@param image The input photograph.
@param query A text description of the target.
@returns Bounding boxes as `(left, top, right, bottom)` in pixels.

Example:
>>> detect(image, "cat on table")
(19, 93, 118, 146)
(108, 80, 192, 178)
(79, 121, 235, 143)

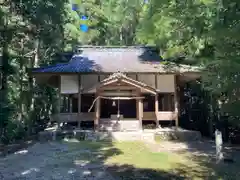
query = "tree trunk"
(19, 39, 24, 122)
(209, 94, 213, 138)
(0, 43, 9, 141)
(0, 7, 11, 142)
(27, 38, 39, 135)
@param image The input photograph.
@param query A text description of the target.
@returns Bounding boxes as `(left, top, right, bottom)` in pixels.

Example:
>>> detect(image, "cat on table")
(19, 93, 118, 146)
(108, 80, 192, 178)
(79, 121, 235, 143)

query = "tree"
(137, 0, 240, 126)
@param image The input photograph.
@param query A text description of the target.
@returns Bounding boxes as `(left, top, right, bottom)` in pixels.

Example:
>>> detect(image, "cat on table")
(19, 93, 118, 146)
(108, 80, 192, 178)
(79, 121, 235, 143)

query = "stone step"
(142, 133, 155, 142)
(99, 120, 140, 131)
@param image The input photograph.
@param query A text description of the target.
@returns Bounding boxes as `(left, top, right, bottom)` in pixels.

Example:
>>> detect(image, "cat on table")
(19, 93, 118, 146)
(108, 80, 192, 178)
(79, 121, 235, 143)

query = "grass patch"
(104, 141, 210, 179)
(61, 140, 240, 179)
(105, 141, 184, 170)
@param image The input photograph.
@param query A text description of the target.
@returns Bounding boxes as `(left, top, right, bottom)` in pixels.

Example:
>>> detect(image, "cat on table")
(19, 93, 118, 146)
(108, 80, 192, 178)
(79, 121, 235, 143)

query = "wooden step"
(99, 120, 140, 131)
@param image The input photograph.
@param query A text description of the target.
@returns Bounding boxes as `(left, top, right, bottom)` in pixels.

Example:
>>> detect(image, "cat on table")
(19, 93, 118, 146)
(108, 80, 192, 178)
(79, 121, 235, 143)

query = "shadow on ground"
(173, 140, 240, 179)
(65, 139, 240, 180)
(64, 140, 188, 180)
(105, 155, 239, 180)
(107, 164, 190, 180)
(1, 138, 240, 179)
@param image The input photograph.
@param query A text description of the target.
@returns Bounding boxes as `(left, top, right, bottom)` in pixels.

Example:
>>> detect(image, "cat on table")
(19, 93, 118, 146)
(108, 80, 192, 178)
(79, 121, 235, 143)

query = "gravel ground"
(145, 140, 240, 161)
(0, 142, 115, 180)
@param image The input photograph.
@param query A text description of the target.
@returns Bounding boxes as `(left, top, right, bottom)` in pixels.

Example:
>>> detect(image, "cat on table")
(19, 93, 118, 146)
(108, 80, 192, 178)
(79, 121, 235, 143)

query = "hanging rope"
(88, 96, 100, 113)
(88, 96, 144, 112)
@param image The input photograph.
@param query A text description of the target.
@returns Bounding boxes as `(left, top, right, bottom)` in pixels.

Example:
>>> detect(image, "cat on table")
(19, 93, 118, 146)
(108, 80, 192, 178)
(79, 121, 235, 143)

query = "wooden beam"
(136, 89, 140, 121)
(155, 94, 159, 128)
(136, 99, 139, 120)
(139, 99, 143, 130)
(167, 95, 170, 110)
(174, 75, 179, 127)
(162, 94, 165, 111)
(57, 76, 61, 129)
(155, 74, 158, 89)
(77, 74, 82, 128)
(100, 84, 137, 90)
(94, 92, 100, 131)
(98, 74, 100, 82)
(102, 79, 118, 86)
(58, 76, 61, 113)
(121, 79, 156, 95)
(69, 95, 73, 113)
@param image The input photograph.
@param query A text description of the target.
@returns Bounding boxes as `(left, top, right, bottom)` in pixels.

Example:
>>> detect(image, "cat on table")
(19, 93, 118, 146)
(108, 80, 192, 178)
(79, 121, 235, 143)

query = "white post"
(215, 129, 223, 163)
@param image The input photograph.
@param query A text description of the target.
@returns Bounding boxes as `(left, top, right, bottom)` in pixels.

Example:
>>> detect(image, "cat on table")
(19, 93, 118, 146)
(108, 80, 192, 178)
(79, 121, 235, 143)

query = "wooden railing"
(50, 111, 177, 123)
(143, 111, 177, 121)
(50, 112, 95, 122)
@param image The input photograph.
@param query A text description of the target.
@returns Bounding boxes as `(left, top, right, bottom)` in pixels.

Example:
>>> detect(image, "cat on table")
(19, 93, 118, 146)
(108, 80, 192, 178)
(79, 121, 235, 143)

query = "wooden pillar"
(136, 89, 142, 130)
(162, 94, 165, 111)
(57, 77, 61, 129)
(174, 75, 179, 127)
(139, 99, 143, 130)
(94, 94, 100, 131)
(155, 94, 159, 128)
(77, 74, 81, 128)
(136, 99, 139, 120)
(136, 89, 140, 120)
(58, 76, 61, 113)
(69, 95, 73, 113)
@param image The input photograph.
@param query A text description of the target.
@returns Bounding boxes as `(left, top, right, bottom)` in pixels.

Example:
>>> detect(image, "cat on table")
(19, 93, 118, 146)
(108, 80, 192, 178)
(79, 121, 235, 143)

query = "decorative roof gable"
(85, 72, 157, 95)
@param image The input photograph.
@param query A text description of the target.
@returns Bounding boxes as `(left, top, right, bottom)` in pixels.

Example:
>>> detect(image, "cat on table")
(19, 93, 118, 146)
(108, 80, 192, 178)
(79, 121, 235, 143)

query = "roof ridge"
(76, 45, 151, 47)
(75, 45, 156, 49)
(74, 45, 159, 54)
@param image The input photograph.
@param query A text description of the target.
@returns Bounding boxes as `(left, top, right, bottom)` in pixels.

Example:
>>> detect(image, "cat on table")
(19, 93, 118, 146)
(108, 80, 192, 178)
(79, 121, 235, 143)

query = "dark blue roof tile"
(32, 46, 199, 73)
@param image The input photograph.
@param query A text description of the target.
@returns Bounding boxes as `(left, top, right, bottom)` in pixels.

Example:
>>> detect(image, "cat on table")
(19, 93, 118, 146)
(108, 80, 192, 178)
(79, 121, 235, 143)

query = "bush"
(1, 121, 26, 144)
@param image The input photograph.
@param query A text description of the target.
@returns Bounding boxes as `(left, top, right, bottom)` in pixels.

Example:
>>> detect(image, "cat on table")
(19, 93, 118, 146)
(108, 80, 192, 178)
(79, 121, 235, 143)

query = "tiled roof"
(32, 46, 200, 73)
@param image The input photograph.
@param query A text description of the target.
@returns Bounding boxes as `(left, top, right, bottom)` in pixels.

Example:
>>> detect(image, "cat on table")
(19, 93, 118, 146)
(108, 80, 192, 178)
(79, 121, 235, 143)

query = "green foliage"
(0, 0, 68, 144)
(137, 0, 218, 58)
(137, 0, 240, 125)
(2, 121, 26, 144)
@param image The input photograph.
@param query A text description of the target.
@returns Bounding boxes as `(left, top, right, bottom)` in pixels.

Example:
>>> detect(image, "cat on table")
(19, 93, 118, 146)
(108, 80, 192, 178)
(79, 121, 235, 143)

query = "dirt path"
(0, 142, 114, 180)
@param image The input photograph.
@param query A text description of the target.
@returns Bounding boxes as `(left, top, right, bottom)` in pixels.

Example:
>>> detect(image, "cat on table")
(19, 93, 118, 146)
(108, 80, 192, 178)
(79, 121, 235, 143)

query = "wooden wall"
(51, 112, 95, 122)
(60, 73, 175, 94)
(142, 112, 177, 121)
(60, 75, 78, 94)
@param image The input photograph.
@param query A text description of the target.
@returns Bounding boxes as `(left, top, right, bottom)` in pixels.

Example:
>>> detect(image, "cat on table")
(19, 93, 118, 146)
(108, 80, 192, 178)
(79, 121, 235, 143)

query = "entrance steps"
(39, 129, 155, 142)
(99, 119, 140, 132)
(109, 132, 154, 142)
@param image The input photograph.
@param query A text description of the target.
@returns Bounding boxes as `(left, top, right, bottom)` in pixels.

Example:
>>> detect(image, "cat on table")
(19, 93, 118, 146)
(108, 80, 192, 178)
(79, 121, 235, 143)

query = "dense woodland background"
(0, 0, 240, 144)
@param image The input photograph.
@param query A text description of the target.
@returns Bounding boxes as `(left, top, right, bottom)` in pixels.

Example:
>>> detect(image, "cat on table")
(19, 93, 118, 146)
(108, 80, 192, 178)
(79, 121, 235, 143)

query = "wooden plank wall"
(60, 73, 176, 94)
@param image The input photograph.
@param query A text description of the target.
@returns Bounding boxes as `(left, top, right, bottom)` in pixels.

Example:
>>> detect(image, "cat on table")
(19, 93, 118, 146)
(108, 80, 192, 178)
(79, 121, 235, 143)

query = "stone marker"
(215, 129, 223, 163)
